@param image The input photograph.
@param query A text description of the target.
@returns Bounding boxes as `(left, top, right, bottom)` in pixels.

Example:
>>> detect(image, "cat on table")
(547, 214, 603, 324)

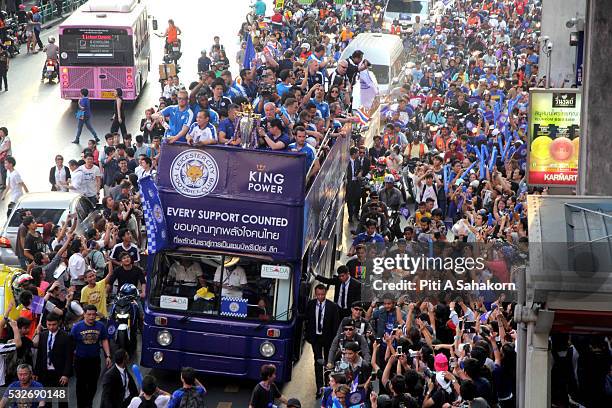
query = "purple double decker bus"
(141, 133, 349, 382)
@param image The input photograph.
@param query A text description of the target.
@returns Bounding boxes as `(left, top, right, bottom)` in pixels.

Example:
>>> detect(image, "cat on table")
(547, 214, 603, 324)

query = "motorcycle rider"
(379, 174, 404, 211)
(41, 36, 59, 82)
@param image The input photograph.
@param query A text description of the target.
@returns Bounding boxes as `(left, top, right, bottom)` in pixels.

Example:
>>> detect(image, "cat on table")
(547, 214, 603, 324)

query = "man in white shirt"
(213, 257, 247, 298)
(169, 258, 203, 286)
(68, 237, 88, 295)
(134, 157, 154, 180)
(186, 110, 217, 146)
(2, 156, 28, 214)
(76, 153, 101, 206)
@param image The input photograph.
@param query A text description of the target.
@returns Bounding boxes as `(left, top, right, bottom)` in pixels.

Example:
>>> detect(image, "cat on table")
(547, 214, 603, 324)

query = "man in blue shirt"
(254, 0, 266, 17)
(350, 220, 385, 255)
(71, 304, 112, 408)
(310, 86, 330, 126)
(1, 364, 44, 408)
(167, 367, 206, 408)
(153, 90, 194, 144)
(191, 93, 220, 126)
(257, 119, 290, 151)
(218, 104, 241, 146)
(289, 126, 319, 178)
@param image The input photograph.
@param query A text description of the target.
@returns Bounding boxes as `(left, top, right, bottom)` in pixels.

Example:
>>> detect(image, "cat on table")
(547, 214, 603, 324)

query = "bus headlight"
(259, 341, 276, 358)
(153, 351, 164, 363)
(157, 330, 172, 346)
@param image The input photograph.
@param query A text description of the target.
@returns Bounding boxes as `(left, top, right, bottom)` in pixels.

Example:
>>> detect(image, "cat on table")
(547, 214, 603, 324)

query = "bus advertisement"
(58, 0, 150, 100)
(141, 135, 349, 382)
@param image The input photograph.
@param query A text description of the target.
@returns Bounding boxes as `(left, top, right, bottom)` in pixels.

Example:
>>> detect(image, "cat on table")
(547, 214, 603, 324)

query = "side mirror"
(152, 19, 158, 31)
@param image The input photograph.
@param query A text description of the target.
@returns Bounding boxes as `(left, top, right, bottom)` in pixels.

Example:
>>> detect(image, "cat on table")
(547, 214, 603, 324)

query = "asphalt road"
(0, 0, 328, 406)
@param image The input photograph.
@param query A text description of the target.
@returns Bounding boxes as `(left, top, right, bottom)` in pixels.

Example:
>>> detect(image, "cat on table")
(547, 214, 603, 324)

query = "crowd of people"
(0, 0, 610, 407)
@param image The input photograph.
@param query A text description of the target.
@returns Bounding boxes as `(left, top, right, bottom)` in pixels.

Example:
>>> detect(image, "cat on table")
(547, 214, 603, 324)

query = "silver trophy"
(234, 103, 261, 149)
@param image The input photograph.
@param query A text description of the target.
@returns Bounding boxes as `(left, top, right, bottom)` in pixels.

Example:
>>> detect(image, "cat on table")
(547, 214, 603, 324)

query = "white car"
(0, 192, 98, 267)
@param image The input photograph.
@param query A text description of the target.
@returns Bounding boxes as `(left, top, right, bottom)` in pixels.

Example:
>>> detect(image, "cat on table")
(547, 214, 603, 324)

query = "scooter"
(42, 59, 58, 83)
(108, 284, 140, 355)
(2, 34, 19, 58)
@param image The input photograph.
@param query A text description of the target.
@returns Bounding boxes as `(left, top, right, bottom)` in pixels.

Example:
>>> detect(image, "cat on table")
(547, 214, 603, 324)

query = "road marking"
(224, 384, 240, 392)
(217, 403, 232, 408)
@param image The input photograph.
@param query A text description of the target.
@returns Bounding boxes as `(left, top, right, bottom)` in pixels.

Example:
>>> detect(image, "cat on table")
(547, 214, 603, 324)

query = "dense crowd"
(0, 0, 610, 407)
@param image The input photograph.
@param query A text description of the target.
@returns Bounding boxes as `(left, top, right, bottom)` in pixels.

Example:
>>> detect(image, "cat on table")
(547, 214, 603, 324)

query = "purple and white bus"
(58, 0, 150, 101)
(141, 134, 349, 382)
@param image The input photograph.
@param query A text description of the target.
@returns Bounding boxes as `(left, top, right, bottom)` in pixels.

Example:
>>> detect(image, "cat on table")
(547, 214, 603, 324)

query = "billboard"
(528, 89, 581, 186)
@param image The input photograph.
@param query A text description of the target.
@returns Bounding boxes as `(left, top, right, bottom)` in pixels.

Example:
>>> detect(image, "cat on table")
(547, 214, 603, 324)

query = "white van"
(383, 0, 430, 32)
(339, 32, 407, 95)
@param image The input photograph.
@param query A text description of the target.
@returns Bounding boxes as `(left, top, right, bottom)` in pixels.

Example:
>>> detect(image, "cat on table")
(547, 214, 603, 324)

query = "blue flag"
(139, 176, 169, 254)
(243, 32, 256, 70)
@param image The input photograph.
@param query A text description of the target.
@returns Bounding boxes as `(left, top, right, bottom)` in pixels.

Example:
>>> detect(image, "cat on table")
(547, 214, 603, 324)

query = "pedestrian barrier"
(39, 0, 88, 25)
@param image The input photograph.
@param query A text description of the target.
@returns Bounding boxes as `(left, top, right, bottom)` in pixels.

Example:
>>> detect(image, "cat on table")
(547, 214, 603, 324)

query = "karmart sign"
(527, 89, 581, 187)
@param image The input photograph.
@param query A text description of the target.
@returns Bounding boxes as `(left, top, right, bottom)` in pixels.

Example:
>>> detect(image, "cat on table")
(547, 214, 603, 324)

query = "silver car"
(0, 192, 98, 267)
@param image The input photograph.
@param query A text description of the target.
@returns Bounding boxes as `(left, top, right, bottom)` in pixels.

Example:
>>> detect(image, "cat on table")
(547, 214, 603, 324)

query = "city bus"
(140, 133, 349, 382)
(58, 0, 150, 100)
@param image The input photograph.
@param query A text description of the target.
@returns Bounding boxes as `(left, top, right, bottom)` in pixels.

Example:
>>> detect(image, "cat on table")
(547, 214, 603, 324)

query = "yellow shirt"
(80, 280, 108, 318)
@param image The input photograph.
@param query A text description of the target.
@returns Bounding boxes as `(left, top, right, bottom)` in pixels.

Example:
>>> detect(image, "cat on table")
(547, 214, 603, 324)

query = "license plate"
(46, 66, 55, 71)
(101, 91, 115, 99)
(399, 13, 411, 21)
(3, 41, 10, 46)
(172, 47, 179, 52)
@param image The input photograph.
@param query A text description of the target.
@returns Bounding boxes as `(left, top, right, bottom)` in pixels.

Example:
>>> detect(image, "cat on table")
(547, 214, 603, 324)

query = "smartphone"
(370, 372, 377, 381)
(464, 321, 475, 333)
(375, 338, 382, 345)
(396, 346, 403, 355)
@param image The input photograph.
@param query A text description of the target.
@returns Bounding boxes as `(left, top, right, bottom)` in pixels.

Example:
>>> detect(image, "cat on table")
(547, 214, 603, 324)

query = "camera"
(396, 346, 403, 355)
(258, 83, 275, 97)
(423, 368, 436, 379)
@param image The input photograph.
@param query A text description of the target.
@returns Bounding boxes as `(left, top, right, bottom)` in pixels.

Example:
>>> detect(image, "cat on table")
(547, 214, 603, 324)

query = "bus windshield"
(386, 0, 427, 14)
(370, 64, 389, 84)
(60, 27, 134, 66)
(148, 252, 293, 322)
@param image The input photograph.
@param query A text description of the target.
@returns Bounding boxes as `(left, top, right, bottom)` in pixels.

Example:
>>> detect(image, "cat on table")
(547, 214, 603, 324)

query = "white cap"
(492, 129, 500, 136)
(301, 43, 311, 51)
(384, 174, 395, 183)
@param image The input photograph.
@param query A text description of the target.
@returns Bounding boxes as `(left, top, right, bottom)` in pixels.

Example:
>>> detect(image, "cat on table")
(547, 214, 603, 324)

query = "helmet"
(31, 6, 39, 13)
(19, 4, 25, 10)
(13, 274, 33, 289)
(384, 174, 395, 183)
(119, 283, 139, 298)
(48, 36, 56, 44)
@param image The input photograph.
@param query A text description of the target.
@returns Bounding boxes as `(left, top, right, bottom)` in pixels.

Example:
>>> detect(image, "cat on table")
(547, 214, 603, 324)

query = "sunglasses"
(343, 327, 354, 331)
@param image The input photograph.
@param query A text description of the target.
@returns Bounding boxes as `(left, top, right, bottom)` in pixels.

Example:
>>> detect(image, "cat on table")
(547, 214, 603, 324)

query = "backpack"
(138, 393, 159, 408)
(179, 387, 205, 408)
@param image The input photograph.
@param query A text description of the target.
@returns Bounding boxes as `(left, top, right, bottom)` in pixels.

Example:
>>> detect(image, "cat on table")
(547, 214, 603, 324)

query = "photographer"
(256, 119, 290, 151)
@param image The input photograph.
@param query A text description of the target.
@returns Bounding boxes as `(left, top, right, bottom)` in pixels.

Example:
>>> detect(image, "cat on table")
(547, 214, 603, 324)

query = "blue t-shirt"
(352, 232, 385, 247)
(190, 104, 219, 126)
(160, 105, 194, 137)
(254, 0, 266, 16)
(259, 133, 290, 151)
(276, 83, 292, 98)
(3, 381, 44, 408)
(288, 142, 316, 171)
(310, 98, 330, 119)
(79, 97, 92, 118)
(70, 320, 108, 358)
(218, 118, 236, 140)
(167, 385, 207, 408)
(32, 13, 41, 32)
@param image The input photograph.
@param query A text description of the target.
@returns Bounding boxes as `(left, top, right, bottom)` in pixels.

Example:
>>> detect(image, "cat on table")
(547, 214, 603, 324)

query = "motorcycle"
(2, 34, 19, 58)
(108, 284, 141, 355)
(42, 59, 58, 83)
(163, 38, 182, 68)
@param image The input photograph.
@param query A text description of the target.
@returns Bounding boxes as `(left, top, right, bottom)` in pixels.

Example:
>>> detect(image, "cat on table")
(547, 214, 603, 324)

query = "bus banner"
(160, 192, 302, 259)
(157, 145, 306, 205)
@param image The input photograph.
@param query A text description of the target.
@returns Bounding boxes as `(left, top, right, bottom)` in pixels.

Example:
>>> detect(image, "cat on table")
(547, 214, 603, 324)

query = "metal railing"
(37, 0, 88, 24)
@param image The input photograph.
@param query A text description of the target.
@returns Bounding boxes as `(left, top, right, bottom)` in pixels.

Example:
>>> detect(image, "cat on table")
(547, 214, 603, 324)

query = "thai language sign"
(528, 89, 581, 186)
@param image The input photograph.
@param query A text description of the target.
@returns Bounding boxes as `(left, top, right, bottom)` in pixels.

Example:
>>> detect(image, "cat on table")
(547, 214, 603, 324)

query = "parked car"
(0, 192, 99, 267)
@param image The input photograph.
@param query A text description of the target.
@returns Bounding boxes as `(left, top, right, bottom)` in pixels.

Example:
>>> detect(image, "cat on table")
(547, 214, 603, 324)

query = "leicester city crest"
(170, 149, 219, 198)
